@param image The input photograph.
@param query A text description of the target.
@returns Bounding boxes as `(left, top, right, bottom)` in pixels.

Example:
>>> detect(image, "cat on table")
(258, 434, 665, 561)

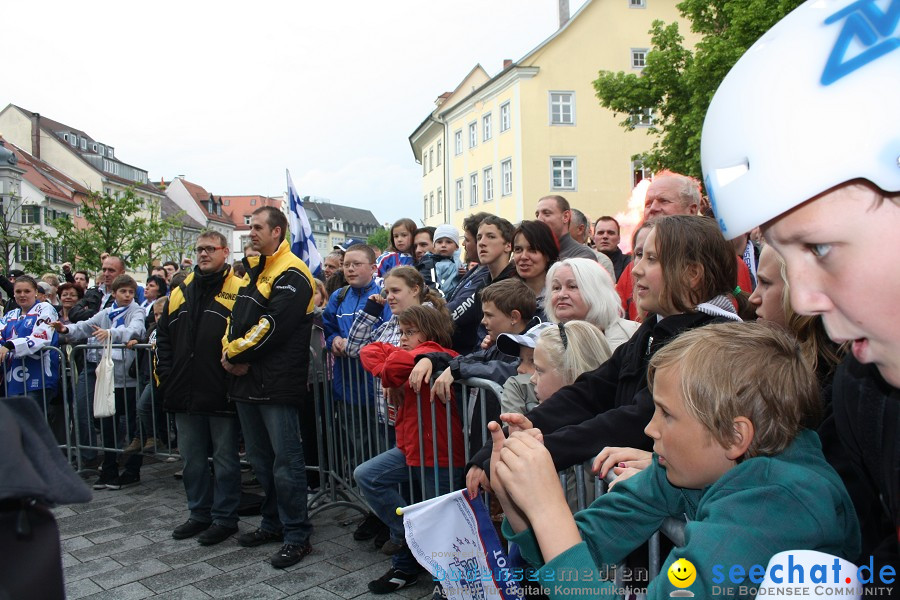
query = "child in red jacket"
(357, 305, 465, 594)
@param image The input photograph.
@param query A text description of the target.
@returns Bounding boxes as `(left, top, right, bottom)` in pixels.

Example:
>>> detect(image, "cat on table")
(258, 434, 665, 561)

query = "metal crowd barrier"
(312, 351, 685, 586)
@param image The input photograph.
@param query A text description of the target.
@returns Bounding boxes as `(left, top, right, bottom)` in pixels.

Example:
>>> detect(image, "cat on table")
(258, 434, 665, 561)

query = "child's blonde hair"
(647, 321, 819, 458)
(535, 321, 611, 386)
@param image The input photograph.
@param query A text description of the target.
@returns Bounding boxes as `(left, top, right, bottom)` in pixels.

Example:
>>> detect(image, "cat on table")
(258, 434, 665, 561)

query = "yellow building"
(409, 0, 698, 231)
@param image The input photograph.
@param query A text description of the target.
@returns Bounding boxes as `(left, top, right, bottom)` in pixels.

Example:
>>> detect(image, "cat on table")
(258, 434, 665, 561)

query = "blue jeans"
(235, 402, 312, 545)
(354, 446, 463, 573)
(73, 362, 97, 461)
(137, 384, 168, 443)
(99, 387, 143, 476)
(175, 413, 241, 528)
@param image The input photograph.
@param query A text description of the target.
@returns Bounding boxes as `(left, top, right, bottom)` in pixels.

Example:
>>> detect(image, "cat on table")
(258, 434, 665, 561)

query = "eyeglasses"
(399, 328, 420, 339)
(558, 322, 568, 350)
(343, 261, 372, 270)
(195, 246, 225, 255)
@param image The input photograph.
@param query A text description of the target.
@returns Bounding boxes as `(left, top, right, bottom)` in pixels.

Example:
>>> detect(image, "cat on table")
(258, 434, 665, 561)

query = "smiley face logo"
(667, 558, 696, 588)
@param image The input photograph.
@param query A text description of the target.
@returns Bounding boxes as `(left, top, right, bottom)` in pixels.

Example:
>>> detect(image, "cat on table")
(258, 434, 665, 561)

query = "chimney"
(558, 0, 570, 28)
(31, 113, 41, 159)
(503, 59, 512, 69)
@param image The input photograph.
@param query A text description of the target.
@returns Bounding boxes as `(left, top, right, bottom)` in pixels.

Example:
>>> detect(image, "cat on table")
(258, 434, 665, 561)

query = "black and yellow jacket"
(156, 266, 243, 416)
(223, 239, 315, 406)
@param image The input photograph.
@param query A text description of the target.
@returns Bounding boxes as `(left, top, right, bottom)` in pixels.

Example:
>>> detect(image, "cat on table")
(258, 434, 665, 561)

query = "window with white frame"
(454, 130, 463, 155)
(92, 143, 98, 152)
(501, 159, 513, 196)
(551, 157, 576, 190)
(21, 205, 40, 224)
(68, 134, 76, 147)
(632, 159, 652, 188)
(629, 0, 646, 7)
(468, 122, 477, 148)
(429, 147, 434, 172)
(430, 192, 435, 216)
(470, 173, 478, 205)
(17, 243, 40, 263)
(483, 167, 494, 202)
(437, 188, 443, 212)
(424, 196, 430, 218)
(549, 92, 575, 125)
(436, 141, 442, 165)
(108, 147, 114, 159)
(80, 138, 87, 150)
(244, 215, 251, 225)
(482, 114, 492, 141)
(423, 155, 428, 176)
(632, 48, 648, 68)
(500, 102, 511, 132)
(456, 179, 464, 210)
(630, 107, 655, 127)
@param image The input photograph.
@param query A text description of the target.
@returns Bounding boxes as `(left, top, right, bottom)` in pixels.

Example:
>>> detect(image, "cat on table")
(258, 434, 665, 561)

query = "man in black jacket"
(222, 207, 316, 569)
(157, 230, 244, 546)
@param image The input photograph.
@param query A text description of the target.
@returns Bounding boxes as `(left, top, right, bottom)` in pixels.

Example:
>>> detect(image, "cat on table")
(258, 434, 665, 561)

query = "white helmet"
(701, 0, 900, 239)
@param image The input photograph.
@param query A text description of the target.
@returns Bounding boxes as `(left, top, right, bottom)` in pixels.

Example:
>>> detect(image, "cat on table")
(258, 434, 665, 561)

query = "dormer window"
(92, 143, 98, 152)
(107, 147, 114, 159)
(80, 138, 87, 150)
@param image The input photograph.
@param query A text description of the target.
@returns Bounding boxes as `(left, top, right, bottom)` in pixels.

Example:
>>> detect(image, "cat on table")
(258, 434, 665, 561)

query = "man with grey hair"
(643, 171, 701, 219)
(535, 195, 597, 262)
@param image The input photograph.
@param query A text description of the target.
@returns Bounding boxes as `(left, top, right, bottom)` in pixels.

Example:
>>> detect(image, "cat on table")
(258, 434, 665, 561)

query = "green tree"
(38, 188, 182, 273)
(366, 227, 390, 252)
(593, 0, 804, 182)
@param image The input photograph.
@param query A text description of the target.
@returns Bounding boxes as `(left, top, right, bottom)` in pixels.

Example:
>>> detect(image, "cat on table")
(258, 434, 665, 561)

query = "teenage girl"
(467, 215, 743, 494)
(376, 218, 416, 277)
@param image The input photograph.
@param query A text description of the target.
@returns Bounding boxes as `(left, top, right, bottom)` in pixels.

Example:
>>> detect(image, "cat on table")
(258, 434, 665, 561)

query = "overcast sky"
(3, 0, 588, 227)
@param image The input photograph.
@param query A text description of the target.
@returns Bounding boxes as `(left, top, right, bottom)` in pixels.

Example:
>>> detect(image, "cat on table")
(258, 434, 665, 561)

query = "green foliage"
(37, 188, 183, 273)
(593, 0, 805, 182)
(366, 228, 390, 252)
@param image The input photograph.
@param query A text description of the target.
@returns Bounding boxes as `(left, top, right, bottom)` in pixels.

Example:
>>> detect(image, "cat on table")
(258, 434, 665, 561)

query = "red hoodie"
(360, 341, 466, 468)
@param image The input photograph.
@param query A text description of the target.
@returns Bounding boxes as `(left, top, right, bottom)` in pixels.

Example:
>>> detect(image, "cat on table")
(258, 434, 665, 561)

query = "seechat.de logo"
(668, 558, 696, 597)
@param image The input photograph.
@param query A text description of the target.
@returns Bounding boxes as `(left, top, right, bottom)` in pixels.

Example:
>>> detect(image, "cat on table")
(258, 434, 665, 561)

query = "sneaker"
(142, 437, 158, 453)
(270, 542, 312, 568)
(173, 470, 183, 480)
(373, 526, 390, 549)
(165, 449, 180, 462)
(106, 471, 140, 490)
(353, 512, 385, 541)
(368, 567, 419, 594)
(123, 438, 142, 454)
(93, 470, 118, 490)
(241, 476, 261, 489)
(196, 523, 239, 546)
(236, 528, 283, 548)
(172, 519, 211, 540)
(381, 538, 407, 556)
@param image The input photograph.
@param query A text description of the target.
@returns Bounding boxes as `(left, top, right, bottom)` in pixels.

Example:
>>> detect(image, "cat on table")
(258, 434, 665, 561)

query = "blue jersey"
(0, 302, 61, 395)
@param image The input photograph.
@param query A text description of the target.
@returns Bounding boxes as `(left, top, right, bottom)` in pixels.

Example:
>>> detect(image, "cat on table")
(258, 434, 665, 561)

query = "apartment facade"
(410, 0, 697, 232)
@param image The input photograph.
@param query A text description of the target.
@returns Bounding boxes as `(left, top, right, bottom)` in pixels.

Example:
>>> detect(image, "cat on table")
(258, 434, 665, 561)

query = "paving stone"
(140, 562, 223, 593)
(113, 538, 189, 566)
(115, 505, 178, 524)
(193, 561, 279, 596)
(57, 507, 126, 530)
(323, 543, 390, 572)
(53, 506, 79, 519)
(148, 585, 211, 600)
(62, 552, 81, 568)
(204, 544, 274, 571)
(86, 517, 175, 544)
(81, 581, 153, 600)
(65, 557, 123, 582)
(90, 558, 171, 590)
(318, 560, 395, 599)
(69, 495, 137, 514)
(66, 577, 103, 600)
(283, 588, 344, 600)
(157, 540, 244, 569)
(71, 535, 152, 562)
(58, 516, 123, 540)
(218, 582, 286, 600)
(62, 535, 94, 553)
(266, 560, 348, 595)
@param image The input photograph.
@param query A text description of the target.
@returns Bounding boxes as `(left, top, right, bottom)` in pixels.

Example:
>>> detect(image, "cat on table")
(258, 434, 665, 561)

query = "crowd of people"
(2, 2, 896, 598)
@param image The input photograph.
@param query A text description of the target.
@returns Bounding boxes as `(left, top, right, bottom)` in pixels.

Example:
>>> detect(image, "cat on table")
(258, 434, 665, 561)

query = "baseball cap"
(497, 322, 554, 357)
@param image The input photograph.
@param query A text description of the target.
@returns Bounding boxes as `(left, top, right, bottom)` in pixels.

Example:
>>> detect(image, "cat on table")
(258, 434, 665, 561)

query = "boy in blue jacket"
(490, 322, 860, 600)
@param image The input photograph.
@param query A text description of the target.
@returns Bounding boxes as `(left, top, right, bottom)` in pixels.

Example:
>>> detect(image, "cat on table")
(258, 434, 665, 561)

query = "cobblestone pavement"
(56, 459, 436, 599)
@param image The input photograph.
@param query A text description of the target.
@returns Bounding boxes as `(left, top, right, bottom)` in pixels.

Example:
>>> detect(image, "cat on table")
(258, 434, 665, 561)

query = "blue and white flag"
(401, 490, 523, 599)
(286, 169, 323, 279)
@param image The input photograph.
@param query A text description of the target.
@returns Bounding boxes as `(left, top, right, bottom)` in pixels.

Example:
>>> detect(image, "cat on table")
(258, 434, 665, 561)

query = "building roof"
(2, 137, 80, 206)
(175, 177, 235, 226)
(5, 104, 164, 197)
(220, 195, 283, 230)
(160, 194, 204, 230)
(306, 199, 380, 227)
